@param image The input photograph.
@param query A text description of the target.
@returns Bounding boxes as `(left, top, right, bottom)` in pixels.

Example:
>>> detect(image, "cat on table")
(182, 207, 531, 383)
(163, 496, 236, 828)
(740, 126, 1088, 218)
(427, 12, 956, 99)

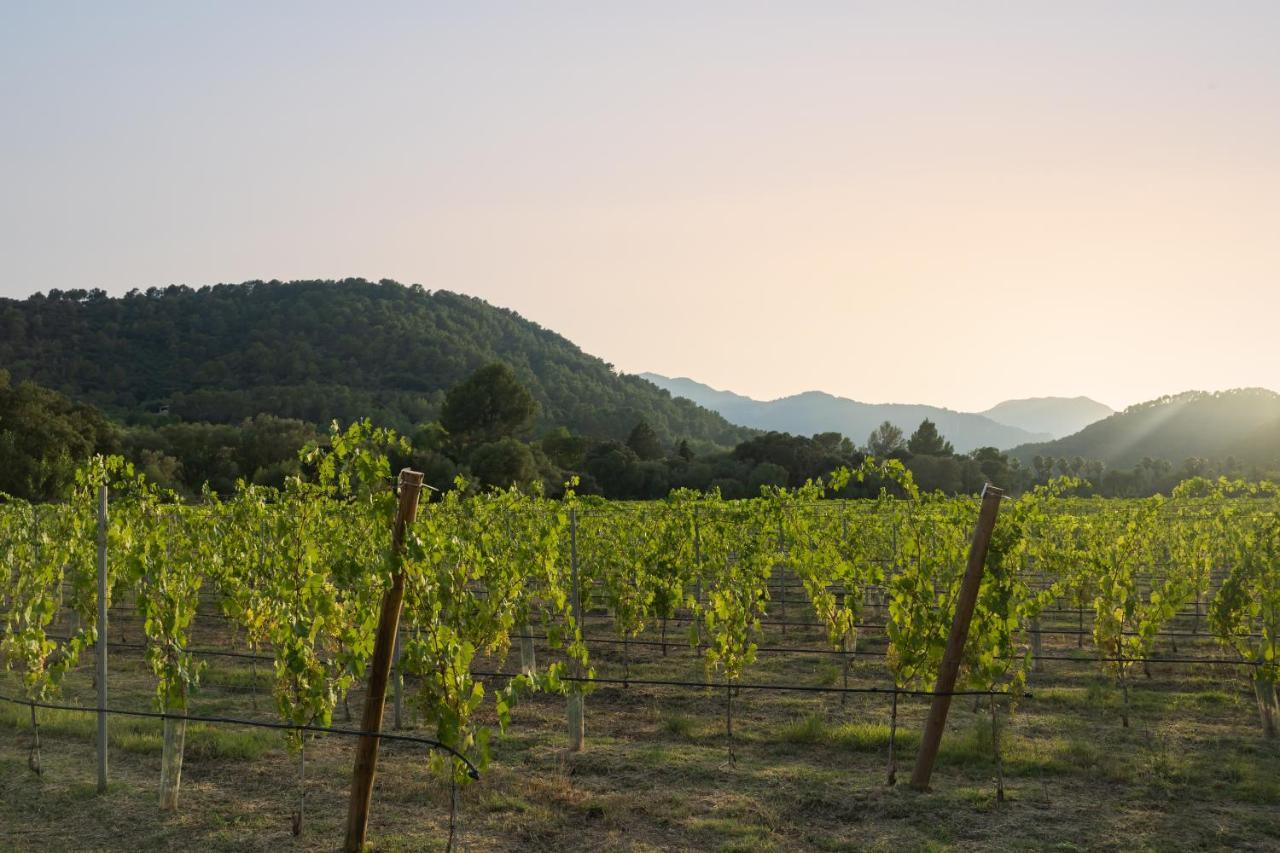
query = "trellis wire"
(0, 690, 480, 778)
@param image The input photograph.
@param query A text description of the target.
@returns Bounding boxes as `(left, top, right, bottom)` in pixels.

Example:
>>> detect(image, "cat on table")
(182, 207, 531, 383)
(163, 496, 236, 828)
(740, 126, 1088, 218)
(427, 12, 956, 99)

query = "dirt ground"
(3, 604, 1278, 852)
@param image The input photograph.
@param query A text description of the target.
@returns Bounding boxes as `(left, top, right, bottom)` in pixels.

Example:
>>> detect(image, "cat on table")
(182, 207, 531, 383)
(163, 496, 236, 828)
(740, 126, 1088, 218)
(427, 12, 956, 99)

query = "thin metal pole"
(777, 515, 787, 637)
(570, 508, 581, 625)
(567, 507, 585, 751)
(692, 508, 702, 647)
(96, 484, 108, 794)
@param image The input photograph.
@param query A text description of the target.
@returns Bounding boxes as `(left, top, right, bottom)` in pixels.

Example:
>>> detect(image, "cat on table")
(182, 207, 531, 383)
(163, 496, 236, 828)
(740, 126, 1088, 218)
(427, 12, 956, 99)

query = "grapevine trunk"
(886, 690, 898, 787)
(567, 693, 585, 751)
(1253, 673, 1278, 739)
(518, 624, 536, 676)
(159, 716, 186, 811)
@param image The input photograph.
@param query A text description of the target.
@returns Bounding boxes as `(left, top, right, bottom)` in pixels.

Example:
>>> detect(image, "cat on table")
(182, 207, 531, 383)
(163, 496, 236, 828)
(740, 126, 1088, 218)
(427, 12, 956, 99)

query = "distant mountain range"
(641, 373, 1113, 454)
(1007, 389, 1280, 468)
(978, 397, 1115, 440)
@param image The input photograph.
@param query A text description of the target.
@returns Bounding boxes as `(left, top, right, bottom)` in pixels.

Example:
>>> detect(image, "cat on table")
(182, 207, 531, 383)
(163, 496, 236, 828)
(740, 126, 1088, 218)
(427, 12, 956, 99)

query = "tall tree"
(626, 421, 665, 461)
(866, 421, 906, 458)
(907, 419, 954, 457)
(440, 363, 538, 444)
(468, 437, 538, 488)
(541, 427, 588, 468)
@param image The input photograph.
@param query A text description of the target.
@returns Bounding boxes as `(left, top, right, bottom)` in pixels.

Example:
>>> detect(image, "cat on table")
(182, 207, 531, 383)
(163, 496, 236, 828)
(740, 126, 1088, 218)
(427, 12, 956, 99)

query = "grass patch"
(659, 710, 696, 738)
(778, 713, 826, 744)
(185, 724, 273, 761)
(830, 721, 921, 753)
(1, 694, 276, 762)
(198, 666, 270, 692)
(1170, 689, 1239, 711)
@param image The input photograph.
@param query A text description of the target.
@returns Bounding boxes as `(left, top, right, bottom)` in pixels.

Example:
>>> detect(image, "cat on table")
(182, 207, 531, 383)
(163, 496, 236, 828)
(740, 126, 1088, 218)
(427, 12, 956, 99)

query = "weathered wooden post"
(343, 469, 424, 852)
(392, 629, 404, 730)
(909, 484, 1003, 792)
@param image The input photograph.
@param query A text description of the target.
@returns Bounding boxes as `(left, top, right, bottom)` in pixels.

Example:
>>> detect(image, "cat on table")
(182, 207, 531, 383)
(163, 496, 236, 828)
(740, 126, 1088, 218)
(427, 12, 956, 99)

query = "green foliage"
(866, 421, 906, 458)
(400, 480, 581, 782)
(441, 363, 539, 444)
(907, 419, 955, 457)
(0, 377, 117, 501)
(0, 456, 132, 701)
(626, 421, 665, 461)
(468, 438, 539, 489)
(0, 280, 750, 447)
(8, 445, 1280, 789)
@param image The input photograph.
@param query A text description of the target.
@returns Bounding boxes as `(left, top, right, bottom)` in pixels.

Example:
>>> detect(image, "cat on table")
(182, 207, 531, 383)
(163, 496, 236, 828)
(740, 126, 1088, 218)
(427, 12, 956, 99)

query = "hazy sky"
(4, 2, 1279, 412)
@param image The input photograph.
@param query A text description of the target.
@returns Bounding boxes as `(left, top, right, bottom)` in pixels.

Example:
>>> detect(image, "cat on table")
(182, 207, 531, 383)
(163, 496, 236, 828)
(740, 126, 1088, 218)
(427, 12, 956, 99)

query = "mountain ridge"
(1007, 388, 1280, 468)
(640, 373, 1059, 453)
(979, 396, 1115, 439)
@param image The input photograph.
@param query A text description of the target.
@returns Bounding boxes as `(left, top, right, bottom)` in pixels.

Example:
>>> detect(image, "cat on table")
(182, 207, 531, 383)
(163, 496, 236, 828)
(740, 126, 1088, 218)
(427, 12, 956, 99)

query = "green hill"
(1008, 389, 1280, 468)
(0, 279, 750, 449)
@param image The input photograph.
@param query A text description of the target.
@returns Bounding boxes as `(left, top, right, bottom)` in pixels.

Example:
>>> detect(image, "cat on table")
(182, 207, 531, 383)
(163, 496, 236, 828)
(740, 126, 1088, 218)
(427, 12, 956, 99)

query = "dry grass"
(2, 608, 1279, 851)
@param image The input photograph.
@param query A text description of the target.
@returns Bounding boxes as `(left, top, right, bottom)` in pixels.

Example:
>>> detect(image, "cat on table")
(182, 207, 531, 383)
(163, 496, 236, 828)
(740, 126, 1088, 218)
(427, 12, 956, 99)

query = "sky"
(3, 2, 1279, 413)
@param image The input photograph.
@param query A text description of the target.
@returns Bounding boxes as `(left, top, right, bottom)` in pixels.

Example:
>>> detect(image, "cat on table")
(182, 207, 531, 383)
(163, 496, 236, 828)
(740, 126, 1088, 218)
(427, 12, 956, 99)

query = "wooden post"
(392, 629, 404, 730)
(96, 484, 109, 795)
(567, 507, 585, 751)
(343, 469, 424, 853)
(909, 484, 1003, 792)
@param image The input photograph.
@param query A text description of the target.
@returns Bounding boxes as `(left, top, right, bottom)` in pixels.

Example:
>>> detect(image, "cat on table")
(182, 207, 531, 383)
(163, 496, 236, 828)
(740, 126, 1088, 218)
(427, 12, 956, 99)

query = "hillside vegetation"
(0, 279, 749, 449)
(1009, 389, 1280, 468)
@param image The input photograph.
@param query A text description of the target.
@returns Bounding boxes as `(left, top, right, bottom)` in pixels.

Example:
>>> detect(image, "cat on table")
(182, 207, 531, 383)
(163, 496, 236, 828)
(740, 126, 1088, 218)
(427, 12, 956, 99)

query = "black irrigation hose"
(469, 669, 1028, 698)
(0, 691, 480, 779)
(44, 634, 276, 663)
(644, 614, 1265, 640)
(1032, 653, 1258, 666)
(508, 632, 1258, 667)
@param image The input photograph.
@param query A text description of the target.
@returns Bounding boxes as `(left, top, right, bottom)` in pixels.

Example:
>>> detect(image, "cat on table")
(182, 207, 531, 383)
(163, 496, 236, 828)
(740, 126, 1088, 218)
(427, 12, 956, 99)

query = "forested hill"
(1008, 389, 1280, 468)
(0, 279, 751, 448)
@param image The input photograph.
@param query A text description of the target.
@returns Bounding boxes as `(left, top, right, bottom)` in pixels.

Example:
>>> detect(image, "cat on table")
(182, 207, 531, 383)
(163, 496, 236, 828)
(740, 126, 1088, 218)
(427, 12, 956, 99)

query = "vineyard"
(2, 427, 1279, 850)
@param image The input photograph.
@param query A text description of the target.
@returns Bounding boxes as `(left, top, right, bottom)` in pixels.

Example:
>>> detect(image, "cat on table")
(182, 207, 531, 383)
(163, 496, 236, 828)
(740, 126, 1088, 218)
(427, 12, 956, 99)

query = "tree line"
(8, 362, 1271, 503)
